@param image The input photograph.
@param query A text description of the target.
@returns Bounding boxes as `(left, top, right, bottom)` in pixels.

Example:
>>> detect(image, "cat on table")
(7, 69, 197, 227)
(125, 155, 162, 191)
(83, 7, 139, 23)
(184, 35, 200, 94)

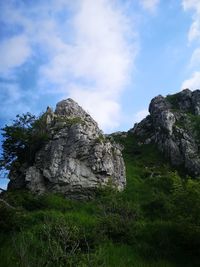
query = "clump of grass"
(95, 134, 106, 144)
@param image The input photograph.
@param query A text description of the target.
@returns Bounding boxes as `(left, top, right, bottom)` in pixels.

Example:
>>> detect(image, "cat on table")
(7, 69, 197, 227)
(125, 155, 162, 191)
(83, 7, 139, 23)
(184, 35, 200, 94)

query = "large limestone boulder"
(131, 89, 200, 177)
(8, 99, 126, 199)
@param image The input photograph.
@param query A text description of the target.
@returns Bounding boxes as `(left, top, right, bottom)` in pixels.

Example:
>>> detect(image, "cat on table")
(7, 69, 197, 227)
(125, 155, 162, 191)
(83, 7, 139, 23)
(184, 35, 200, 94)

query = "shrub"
(0, 201, 19, 232)
(0, 112, 49, 171)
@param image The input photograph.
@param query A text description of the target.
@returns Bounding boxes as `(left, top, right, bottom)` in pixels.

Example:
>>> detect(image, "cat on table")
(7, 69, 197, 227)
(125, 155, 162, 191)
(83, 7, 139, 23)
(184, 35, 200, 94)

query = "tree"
(0, 112, 49, 171)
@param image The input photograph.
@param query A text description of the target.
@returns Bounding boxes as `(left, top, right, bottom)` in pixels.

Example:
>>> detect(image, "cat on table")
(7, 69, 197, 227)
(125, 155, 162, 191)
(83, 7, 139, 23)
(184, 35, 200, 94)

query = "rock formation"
(131, 89, 200, 177)
(8, 99, 126, 199)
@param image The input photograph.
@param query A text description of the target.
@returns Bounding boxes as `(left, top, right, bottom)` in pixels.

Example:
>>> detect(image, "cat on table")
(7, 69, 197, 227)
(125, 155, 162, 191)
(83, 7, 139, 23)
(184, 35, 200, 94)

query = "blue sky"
(0, 0, 200, 188)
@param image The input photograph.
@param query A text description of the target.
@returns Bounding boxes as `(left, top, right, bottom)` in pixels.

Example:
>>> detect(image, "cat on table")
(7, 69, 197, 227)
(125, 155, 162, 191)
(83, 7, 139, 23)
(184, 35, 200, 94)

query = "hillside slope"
(1, 131, 200, 266)
(1, 89, 200, 266)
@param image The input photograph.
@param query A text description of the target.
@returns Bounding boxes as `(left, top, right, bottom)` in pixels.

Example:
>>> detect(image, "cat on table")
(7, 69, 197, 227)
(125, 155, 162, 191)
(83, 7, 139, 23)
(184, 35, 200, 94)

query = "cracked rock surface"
(9, 99, 126, 199)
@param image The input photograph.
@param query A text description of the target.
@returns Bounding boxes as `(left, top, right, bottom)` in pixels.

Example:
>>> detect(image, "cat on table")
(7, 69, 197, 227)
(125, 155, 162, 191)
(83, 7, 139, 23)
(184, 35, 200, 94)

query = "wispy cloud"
(189, 47, 200, 69)
(139, 0, 160, 12)
(0, 35, 31, 75)
(181, 1, 200, 89)
(181, 71, 200, 89)
(182, 0, 200, 42)
(0, 83, 30, 122)
(0, 0, 138, 131)
(38, 0, 137, 130)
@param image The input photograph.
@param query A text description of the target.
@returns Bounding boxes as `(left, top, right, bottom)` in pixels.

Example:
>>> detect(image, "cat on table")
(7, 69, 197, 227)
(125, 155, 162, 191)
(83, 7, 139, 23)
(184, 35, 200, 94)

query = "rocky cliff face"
(9, 99, 126, 199)
(131, 89, 200, 177)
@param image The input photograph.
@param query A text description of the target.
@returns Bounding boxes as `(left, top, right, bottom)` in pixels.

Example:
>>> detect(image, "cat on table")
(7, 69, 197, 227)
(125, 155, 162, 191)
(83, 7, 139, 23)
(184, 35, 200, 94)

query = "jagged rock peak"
(149, 95, 170, 114)
(131, 89, 200, 177)
(53, 98, 99, 130)
(55, 98, 94, 121)
(150, 89, 200, 115)
(55, 98, 79, 115)
(9, 98, 126, 199)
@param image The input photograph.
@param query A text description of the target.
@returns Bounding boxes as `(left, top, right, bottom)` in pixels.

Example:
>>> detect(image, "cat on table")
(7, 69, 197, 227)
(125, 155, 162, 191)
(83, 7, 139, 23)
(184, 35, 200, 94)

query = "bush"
(0, 201, 19, 232)
(0, 112, 49, 171)
(12, 221, 88, 267)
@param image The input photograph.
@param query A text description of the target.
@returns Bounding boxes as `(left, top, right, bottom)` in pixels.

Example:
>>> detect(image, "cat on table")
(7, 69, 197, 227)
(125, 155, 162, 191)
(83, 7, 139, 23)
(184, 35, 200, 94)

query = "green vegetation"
(166, 93, 180, 110)
(55, 116, 84, 127)
(1, 131, 200, 266)
(176, 113, 200, 142)
(0, 113, 49, 171)
(187, 114, 200, 141)
(0, 113, 85, 173)
(95, 134, 106, 144)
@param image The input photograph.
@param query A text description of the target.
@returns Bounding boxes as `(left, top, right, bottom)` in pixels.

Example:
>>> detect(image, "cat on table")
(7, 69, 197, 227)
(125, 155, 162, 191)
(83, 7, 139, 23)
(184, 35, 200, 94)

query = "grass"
(92, 242, 176, 267)
(0, 133, 200, 266)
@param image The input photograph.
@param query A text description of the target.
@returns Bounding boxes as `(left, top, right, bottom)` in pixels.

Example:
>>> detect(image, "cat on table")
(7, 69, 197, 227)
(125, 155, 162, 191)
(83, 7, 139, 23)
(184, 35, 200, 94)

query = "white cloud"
(0, 35, 31, 74)
(182, 0, 200, 42)
(68, 85, 121, 130)
(38, 0, 137, 131)
(188, 19, 200, 42)
(134, 109, 149, 123)
(140, 0, 160, 12)
(0, 83, 30, 121)
(0, 0, 137, 131)
(182, 0, 200, 12)
(181, 1, 200, 90)
(181, 71, 200, 89)
(190, 48, 200, 67)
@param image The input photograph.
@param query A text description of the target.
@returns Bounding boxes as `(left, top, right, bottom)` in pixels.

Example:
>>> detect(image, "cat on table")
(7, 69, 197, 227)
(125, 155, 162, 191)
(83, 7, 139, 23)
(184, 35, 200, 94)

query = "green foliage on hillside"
(1, 133, 200, 266)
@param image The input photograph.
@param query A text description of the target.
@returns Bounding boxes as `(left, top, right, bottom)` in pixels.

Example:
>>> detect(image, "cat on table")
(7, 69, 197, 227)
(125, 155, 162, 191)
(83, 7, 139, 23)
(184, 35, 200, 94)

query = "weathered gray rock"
(9, 99, 126, 199)
(131, 89, 200, 177)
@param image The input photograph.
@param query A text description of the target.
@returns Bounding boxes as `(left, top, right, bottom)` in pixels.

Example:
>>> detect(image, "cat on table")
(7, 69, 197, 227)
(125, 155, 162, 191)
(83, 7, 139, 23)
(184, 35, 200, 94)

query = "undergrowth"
(0, 133, 200, 266)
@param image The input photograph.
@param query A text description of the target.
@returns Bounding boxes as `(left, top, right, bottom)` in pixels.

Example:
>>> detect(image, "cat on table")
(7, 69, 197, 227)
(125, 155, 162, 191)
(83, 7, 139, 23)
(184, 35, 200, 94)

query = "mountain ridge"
(4, 88, 200, 199)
